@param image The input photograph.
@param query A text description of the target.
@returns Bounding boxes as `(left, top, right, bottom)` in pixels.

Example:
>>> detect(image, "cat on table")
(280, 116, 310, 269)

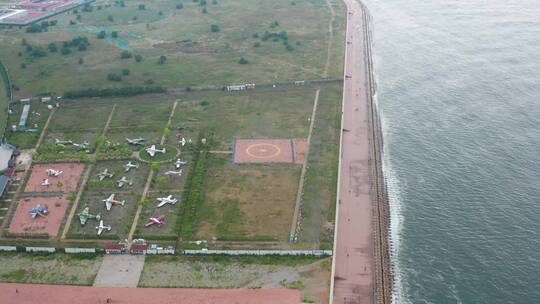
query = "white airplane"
(95, 220, 112, 235)
(157, 195, 178, 208)
(179, 137, 186, 147)
(116, 176, 132, 188)
(46, 169, 63, 177)
(164, 170, 183, 176)
(55, 139, 73, 145)
(175, 159, 187, 169)
(97, 169, 114, 181)
(73, 141, 89, 149)
(126, 138, 146, 145)
(41, 179, 50, 187)
(102, 193, 125, 211)
(146, 145, 166, 157)
(124, 161, 139, 172)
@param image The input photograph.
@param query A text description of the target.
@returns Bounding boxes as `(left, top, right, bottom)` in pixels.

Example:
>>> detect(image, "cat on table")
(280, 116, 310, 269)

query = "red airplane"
(145, 215, 165, 227)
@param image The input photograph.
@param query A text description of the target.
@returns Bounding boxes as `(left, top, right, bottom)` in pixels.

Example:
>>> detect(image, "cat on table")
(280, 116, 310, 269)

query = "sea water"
(362, 0, 540, 303)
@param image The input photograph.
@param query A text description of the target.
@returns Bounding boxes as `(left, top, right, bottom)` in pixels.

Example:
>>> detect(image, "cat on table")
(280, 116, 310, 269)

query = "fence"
(183, 249, 332, 256)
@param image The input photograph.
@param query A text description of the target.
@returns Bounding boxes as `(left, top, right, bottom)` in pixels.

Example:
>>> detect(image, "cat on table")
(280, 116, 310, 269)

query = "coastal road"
(331, 0, 374, 303)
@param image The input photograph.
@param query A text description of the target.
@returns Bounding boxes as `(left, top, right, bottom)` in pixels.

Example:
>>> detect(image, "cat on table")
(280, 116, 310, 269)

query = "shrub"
(47, 43, 57, 53)
(210, 24, 220, 32)
(122, 68, 130, 76)
(138, 4, 145, 10)
(176, 3, 183, 9)
(134, 54, 143, 62)
(120, 50, 132, 59)
(238, 57, 249, 64)
(107, 73, 122, 81)
(111, 31, 118, 38)
(97, 31, 106, 39)
(158, 55, 167, 64)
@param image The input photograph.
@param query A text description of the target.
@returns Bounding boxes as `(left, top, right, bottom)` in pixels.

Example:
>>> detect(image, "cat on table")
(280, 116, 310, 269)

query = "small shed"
(130, 243, 148, 255)
(105, 243, 126, 254)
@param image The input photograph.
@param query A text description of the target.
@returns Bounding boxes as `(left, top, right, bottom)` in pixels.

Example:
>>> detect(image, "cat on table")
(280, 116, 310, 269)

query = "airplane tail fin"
(121, 201, 125, 206)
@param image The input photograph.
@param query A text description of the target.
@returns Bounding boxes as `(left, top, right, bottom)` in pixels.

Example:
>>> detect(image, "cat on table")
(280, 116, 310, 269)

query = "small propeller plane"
(116, 176, 132, 188)
(77, 207, 101, 225)
(126, 138, 146, 145)
(179, 137, 186, 147)
(41, 179, 50, 187)
(46, 169, 63, 177)
(102, 193, 125, 211)
(164, 170, 183, 176)
(157, 195, 178, 208)
(146, 145, 166, 157)
(55, 139, 73, 145)
(124, 161, 139, 172)
(145, 215, 165, 227)
(96, 220, 112, 235)
(30, 204, 49, 219)
(97, 168, 114, 181)
(175, 159, 187, 169)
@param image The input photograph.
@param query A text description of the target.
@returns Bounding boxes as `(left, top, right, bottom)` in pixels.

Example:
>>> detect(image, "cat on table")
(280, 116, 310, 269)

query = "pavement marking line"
(289, 89, 320, 240)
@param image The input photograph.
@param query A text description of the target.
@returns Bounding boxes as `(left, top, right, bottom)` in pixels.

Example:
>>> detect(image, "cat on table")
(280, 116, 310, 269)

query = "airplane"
(126, 138, 146, 145)
(124, 161, 139, 172)
(30, 204, 49, 219)
(46, 169, 63, 177)
(164, 170, 183, 176)
(175, 159, 187, 169)
(157, 195, 178, 208)
(55, 139, 73, 145)
(102, 193, 125, 211)
(146, 145, 166, 157)
(41, 179, 50, 187)
(96, 220, 112, 235)
(179, 137, 186, 147)
(72, 141, 90, 149)
(145, 215, 165, 227)
(116, 176, 133, 188)
(77, 207, 101, 225)
(97, 168, 114, 181)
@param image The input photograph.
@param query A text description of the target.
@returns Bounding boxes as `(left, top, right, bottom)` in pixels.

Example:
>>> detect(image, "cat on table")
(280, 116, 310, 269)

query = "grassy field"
(4, 100, 51, 149)
(0, 252, 102, 285)
(140, 255, 332, 303)
(169, 87, 317, 150)
(197, 155, 300, 241)
(0, 0, 345, 97)
(0, 65, 7, 138)
(299, 84, 342, 245)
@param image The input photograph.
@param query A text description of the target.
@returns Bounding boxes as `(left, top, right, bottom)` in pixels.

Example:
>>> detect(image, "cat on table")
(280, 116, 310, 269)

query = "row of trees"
(63, 86, 166, 99)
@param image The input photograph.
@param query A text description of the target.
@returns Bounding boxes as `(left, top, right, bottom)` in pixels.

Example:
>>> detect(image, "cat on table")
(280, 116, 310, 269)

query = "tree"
(97, 31, 106, 39)
(211, 24, 220, 32)
(48, 42, 57, 53)
(253, 42, 261, 47)
(158, 55, 167, 64)
(212, 0, 218, 4)
(238, 57, 249, 64)
(78, 43, 87, 51)
(138, 4, 146, 10)
(21, 63, 26, 69)
(30, 47, 47, 58)
(158, 11, 163, 16)
(120, 50, 132, 59)
(134, 54, 143, 62)
(61, 47, 72, 55)
(176, 3, 183, 9)
(107, 73, 122, 81)
(111, 31, 118, 38)
(21, 38, 27, 45)
(79, 58, 84, 64)
(107, 15, 114, 22)
(202, 8, 207, 14)
(122, 68, 130, 76)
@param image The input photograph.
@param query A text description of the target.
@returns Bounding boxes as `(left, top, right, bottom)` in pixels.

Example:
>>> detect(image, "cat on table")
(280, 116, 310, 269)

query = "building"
(0, 175, 9, 201)
(18, 103, 30, 130)
(0, 143, 16, 173)
(105, 242, 126, 254)
(130, 243, 148, 255)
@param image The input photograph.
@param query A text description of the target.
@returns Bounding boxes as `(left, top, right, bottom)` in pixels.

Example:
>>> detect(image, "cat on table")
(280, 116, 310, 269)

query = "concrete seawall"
(331, 1, 392, 303)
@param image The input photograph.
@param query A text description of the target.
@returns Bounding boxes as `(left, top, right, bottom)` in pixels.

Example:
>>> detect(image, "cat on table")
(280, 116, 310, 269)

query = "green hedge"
(64, 86, 166, 99)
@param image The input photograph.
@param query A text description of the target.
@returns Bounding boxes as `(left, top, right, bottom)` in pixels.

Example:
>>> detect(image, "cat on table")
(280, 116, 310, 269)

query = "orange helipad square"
(234, 139, 295, 164)
(9, 195, 69, 236)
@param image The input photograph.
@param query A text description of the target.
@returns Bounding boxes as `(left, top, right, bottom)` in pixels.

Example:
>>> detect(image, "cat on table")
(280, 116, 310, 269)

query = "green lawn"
(0, 0, 345, 96)
(0, 252, 102, 285)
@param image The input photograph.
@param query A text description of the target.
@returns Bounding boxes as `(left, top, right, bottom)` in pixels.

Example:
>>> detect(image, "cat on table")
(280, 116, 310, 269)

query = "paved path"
(331, 1, 374, 303)
(93, 255, 146, 288)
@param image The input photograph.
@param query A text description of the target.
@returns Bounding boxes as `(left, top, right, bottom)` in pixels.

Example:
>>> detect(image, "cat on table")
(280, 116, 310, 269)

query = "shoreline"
(331, 1, 392, 303)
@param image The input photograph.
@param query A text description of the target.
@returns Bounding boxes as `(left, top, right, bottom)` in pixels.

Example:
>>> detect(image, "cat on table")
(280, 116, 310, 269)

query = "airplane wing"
(97, 227, 103, 235)
(157, 200, 167, 208)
